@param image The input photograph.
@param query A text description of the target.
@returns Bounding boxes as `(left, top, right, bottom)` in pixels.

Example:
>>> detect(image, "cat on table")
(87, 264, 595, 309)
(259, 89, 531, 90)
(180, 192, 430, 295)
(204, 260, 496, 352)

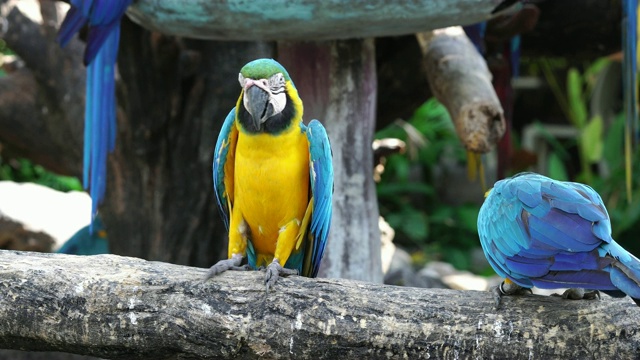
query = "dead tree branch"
(1, 250, 639, 359)
(417, 27, 505, 153)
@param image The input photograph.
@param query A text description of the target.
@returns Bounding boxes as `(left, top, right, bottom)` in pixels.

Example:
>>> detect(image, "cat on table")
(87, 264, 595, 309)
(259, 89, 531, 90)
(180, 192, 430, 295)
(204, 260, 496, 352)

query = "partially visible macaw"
(206, 59, 333, 291)
(57, 0, 133, 230)
(57, 216, 109, 255)
(478, 172, 640, 306)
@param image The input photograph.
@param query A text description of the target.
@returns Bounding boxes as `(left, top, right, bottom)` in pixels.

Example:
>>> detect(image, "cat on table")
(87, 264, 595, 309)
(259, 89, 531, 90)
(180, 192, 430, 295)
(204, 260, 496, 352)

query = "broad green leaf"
(567, 68, 587, 128)
(580, 115, 603, 162)
(547, 152, 569, 181)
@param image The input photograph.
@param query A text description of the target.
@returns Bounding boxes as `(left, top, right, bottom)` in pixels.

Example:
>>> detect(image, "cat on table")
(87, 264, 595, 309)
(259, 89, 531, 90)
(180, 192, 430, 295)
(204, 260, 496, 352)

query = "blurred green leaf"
(580, 115, 603, 162)
(456, 206, 479, 233)
(547, 152, 569, 181)
(567, 68, 587, 128)
(603, 113, 625, 170)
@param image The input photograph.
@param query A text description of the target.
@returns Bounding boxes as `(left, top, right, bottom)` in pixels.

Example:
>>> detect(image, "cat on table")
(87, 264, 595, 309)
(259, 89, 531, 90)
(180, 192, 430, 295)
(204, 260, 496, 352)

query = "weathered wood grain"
(278, 40, 382, 283)
(1, 250, 640, 359)
(418, 27, 506, 153)
(126, 0, 506, 41)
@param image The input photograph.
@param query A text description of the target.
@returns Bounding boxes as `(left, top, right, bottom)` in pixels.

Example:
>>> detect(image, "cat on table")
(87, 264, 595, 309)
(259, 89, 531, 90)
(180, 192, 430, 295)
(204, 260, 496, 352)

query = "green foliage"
(0, 157, 82, 192)
(376, 98, 481, 271)
(539, 58, 640, 255)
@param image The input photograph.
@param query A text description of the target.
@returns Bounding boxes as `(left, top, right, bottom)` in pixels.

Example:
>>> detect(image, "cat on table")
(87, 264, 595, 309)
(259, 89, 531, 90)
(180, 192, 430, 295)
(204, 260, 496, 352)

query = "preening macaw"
(57, 0, 132, 230)
(478, 172, 640, 306)
(57, 217, 109, 255)
(207, 59, 333, 290)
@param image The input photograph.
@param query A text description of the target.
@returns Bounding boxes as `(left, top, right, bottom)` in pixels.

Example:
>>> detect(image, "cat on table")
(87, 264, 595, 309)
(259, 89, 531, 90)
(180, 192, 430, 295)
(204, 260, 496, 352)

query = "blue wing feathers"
(213, 109, 237, 231)
(479, 172, 640, 302)
(305, 120, 333, 277)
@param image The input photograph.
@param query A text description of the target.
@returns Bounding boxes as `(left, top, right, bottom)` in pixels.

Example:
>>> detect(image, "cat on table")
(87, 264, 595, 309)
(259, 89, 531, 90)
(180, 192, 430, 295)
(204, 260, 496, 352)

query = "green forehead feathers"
(240, 58, 293, 83)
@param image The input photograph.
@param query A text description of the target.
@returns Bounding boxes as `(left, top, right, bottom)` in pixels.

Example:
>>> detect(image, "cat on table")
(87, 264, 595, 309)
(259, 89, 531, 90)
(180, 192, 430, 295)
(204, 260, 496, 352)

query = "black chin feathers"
(238, 92, 297, 134)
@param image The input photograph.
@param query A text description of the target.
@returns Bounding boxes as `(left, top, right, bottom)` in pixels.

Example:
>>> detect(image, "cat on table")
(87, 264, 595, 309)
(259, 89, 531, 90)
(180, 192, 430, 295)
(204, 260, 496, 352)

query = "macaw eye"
(269, 73, 285, 90)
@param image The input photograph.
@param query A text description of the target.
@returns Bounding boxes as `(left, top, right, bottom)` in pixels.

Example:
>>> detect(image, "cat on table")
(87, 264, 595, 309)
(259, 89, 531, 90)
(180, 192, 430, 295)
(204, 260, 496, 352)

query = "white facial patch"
(240, 72, 288, 122)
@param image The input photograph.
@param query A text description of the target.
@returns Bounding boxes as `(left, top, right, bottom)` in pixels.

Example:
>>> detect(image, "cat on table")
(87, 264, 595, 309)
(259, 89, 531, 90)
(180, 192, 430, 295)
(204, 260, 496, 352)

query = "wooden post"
(278, 40, 382, 283)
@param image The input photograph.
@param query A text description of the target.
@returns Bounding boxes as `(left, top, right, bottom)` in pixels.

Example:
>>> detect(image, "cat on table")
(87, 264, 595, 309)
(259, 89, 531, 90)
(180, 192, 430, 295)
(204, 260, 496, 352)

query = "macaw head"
(236, 58, 302, 134)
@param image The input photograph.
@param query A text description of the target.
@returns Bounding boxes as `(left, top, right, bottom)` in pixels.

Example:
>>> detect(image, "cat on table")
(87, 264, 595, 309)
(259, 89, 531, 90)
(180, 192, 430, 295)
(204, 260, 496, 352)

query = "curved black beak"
(245, 86, 273, 131)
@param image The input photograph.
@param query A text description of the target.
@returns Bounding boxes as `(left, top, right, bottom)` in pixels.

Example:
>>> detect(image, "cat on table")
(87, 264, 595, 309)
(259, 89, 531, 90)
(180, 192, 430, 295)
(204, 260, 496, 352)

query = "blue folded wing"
(212, 109, 238, 231)
(58, 0, 132, 232)
(303, 120, 334, 277)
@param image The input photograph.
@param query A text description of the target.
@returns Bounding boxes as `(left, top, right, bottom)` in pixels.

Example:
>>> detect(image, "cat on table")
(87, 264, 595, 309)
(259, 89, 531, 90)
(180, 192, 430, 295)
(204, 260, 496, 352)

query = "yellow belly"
(234, 126, 310, 257)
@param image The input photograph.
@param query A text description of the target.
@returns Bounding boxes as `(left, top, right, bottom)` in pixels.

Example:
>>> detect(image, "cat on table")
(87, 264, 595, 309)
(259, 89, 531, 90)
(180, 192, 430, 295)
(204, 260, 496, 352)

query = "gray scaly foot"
(264, 260, 298, 294)
(491, 279, 532, 308)
(205, 253, 250, 280)
(551, 288, 601, 300)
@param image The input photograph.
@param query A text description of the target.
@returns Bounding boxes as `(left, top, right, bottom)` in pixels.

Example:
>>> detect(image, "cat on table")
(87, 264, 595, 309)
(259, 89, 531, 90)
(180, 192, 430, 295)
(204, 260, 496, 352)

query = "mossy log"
(1, 250, 640, 359)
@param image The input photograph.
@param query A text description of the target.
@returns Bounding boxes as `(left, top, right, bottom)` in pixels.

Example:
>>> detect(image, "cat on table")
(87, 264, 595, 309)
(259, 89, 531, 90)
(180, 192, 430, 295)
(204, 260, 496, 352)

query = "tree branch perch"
(1, 250, 639, 359)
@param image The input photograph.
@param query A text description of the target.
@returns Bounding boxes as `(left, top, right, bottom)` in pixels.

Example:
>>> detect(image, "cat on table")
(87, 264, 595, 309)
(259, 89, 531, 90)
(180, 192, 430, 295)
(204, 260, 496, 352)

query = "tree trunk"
(278, 40, 382, 283)
(0, 2, 272, 267)
(104, 19, 273, 266)
(2, 250, 640, 360)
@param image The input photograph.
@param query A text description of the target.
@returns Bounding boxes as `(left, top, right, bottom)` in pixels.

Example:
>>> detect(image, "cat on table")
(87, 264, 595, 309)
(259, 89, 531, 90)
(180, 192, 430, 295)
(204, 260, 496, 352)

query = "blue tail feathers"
(58, 0, 132, 231)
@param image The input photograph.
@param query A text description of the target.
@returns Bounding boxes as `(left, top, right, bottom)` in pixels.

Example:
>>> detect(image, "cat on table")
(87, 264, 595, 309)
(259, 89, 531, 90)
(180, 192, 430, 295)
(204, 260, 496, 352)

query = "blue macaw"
(206, 59, 333, 291)
(478, 172, 640, 306)
(57, 0, 132, 229)
(57, 217, 109, 255)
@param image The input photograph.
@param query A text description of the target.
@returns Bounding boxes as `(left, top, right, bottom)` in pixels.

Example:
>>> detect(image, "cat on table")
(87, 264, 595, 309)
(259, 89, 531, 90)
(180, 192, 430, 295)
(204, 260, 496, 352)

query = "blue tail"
(604, 241, 640, 302)
(58, 0, 132, 231)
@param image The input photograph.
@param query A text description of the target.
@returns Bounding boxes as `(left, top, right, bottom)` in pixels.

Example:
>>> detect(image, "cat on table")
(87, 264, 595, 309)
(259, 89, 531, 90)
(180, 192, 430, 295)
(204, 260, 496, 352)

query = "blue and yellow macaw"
(478, 172, 640, 306)
(57, 217, 110, 255)
(207, 59, 333, 290)
(57, 0, 132, 230)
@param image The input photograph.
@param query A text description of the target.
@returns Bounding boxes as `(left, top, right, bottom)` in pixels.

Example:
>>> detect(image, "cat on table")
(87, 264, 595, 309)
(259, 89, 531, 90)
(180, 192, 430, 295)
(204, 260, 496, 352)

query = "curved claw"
(204, 253, 248, 280)
(491, 279, 532, 309)
(264, 260, 298, 294)
(551, 288, 601, 301)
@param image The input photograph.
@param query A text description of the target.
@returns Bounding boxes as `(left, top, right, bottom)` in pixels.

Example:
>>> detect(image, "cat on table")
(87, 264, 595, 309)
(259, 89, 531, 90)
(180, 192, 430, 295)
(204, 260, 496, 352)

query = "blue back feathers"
(478, 172, 640, 303)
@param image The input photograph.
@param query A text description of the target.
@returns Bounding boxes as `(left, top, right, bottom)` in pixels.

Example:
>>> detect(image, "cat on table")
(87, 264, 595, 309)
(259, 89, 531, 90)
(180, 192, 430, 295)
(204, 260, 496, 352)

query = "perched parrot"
(57, 216, 110, 255)
(206, 59, 333, 291)
(478, 172, 640, 306)
(57, 0, 133, 230)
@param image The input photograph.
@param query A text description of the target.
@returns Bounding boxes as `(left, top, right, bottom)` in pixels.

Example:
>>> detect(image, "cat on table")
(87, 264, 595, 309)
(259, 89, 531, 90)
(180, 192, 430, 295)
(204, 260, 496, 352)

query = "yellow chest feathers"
(233, 124, 310, 240)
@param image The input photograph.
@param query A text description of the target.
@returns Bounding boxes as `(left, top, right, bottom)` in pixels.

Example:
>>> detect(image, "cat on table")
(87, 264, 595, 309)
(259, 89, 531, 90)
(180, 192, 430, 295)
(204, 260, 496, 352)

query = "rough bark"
(0, 2, 272, 267)
(278, 40, 382, 283)
(0, 0, 85, 175)
(417, 27, 506, 153)
(126, 0, 506, 41)
(2, 250, 640, 360)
